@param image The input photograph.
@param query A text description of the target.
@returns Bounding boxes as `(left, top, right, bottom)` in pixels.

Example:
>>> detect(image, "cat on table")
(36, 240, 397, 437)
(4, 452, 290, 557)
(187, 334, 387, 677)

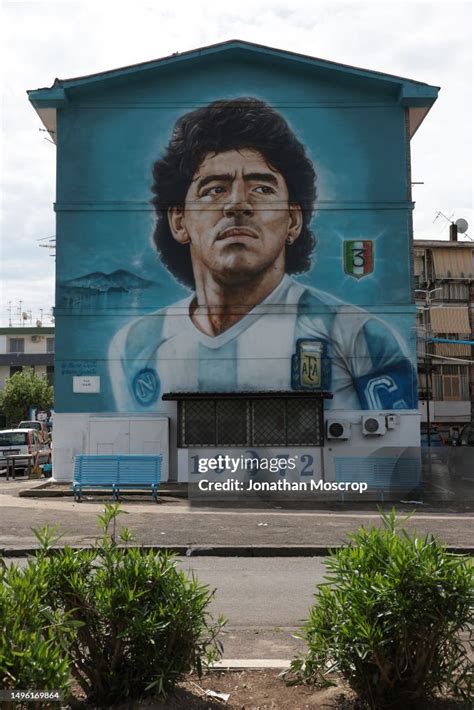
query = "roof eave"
(399, 84, 439, 138)
(27, 87, 67, 145)
(29, 39, 441, 95)
(27, 40, 440, 143)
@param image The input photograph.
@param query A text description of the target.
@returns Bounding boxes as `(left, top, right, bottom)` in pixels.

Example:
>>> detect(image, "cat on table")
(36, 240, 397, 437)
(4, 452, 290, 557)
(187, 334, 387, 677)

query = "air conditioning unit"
(326, 418, 352, 440)
(362, 415, 386, 436)
(31, 336, 44, 343)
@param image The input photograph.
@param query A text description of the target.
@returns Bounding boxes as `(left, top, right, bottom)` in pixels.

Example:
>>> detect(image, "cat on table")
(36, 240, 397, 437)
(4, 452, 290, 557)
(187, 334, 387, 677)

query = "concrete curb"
(212, 659, 290, 669)
(2, 544, 474, 558)
(18, 486, 187, 499)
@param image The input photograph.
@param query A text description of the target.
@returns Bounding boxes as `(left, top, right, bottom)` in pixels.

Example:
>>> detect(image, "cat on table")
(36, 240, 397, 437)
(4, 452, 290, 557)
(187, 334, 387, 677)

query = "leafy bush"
(37, 505, 225, 705)
(289, 510, 473, 708)
(0, 366, 53, 426)
(0, 557, 75, 707)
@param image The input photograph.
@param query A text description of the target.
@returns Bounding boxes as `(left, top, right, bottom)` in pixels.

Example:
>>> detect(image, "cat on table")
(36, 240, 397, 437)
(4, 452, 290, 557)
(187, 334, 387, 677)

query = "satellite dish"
(455, 218, 469, 234)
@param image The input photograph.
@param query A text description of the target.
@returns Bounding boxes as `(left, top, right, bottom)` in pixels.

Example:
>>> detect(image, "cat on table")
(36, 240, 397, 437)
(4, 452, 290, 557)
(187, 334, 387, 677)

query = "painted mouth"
(217, 227, 259, 241)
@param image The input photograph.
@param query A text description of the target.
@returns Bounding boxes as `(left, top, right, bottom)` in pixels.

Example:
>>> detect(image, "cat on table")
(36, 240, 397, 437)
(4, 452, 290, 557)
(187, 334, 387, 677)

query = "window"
(216, 400, 249, 445)
(46, 337, 55, 353)
(413, 254, 425, 280)
(178, 397, 324, 447)
(287, 399, 322, 445)
(182, 400, 216, 446)
(9, 338, 24, 353)
(442, 373, 461, 400)
(436, 365, 469, 401)
(0, 432, 27, 446)
(252, 400, 286, 445)
(9, 366, 23, 377)
(434, 282, 469, 301)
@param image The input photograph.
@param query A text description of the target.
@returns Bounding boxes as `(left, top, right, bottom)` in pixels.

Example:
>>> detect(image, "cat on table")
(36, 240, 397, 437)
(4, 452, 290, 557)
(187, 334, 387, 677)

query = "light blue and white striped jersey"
(108, 275, 417, 411)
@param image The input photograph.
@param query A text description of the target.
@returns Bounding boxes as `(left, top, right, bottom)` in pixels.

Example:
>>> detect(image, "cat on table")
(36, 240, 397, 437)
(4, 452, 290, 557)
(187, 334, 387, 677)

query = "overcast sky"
(0, 0, 472, 327)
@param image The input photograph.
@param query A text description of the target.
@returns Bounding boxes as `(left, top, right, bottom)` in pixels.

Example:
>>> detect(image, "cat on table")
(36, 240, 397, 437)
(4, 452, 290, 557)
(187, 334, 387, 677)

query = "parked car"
(448, 424, 474, 482)
(0, 428, 51, 473)
(18, 420, 51, 443)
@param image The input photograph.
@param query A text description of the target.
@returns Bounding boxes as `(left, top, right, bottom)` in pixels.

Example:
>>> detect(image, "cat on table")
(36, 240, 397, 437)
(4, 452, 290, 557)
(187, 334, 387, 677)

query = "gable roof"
(28, 38, 439, 141)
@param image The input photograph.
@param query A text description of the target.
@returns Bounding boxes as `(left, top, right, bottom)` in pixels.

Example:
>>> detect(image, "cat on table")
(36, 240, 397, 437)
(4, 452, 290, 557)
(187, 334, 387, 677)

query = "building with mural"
(28, 40, 439, 488)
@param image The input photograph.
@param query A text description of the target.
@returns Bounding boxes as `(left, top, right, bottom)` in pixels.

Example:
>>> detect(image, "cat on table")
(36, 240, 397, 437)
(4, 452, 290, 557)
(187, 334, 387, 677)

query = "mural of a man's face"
(168, 148, 303, 287)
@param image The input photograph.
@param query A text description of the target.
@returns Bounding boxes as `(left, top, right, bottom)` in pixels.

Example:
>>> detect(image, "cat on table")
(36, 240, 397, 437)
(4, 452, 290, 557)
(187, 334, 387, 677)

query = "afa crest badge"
(344, 240, 374, 279)
(291, 339, 329, 391)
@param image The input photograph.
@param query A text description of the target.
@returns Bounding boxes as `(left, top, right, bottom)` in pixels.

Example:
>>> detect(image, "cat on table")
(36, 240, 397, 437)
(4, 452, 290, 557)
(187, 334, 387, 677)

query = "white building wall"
(26, 337, 49, 354)
(52, 412, 171, 482)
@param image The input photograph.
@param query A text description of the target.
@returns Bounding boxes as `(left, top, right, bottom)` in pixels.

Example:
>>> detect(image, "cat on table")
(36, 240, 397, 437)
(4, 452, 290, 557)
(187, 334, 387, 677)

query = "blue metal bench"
(72, 455, 162, 502)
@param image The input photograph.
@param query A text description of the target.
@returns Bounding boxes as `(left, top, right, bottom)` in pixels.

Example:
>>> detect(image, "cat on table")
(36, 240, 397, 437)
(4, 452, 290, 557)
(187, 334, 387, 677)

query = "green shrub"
(37, 504, 225, 706)
(0, 558, 75, 708)
(289, 510, 473, 708)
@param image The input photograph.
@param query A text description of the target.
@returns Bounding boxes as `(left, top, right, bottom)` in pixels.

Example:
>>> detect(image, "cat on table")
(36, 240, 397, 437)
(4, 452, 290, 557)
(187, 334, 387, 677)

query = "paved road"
(6, 555, 327, 659)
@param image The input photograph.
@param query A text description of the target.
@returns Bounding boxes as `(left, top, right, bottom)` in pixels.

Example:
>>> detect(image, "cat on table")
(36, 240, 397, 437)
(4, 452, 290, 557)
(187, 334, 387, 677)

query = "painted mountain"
(57, 270, 157, 309)
(59, 270, 155, 293)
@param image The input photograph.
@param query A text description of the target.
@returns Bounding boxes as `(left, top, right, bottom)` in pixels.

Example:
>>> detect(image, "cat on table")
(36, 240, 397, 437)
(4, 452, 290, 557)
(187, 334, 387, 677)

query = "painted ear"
(288, 204, 303, 242)
(168, 206, 190, 244)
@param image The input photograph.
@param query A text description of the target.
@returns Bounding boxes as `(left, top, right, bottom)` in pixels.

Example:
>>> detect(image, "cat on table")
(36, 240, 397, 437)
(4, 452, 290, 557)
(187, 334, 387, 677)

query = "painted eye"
(203, 185, 226, 196)
(254, 185, 276, 194)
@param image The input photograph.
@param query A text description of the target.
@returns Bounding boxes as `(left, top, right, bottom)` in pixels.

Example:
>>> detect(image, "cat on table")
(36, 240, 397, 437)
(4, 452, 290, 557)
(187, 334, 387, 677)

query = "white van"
(0, 428, 51, 470)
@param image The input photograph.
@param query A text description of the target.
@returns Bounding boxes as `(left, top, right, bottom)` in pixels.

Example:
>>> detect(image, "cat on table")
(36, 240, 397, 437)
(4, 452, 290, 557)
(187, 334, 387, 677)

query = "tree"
(0, 368, 53, 426)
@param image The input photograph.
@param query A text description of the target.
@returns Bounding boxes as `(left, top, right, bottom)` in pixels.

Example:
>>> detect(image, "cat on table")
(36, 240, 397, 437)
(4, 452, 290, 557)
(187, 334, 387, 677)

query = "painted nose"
(223, 189, 254, 218)
(223, 200, 254, 218)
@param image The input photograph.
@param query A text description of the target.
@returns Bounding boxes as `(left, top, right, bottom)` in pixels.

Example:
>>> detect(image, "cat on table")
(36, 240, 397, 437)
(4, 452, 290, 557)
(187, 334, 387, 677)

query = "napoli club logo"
(133, 368, 160, 406)
(344, 240, 374, 279)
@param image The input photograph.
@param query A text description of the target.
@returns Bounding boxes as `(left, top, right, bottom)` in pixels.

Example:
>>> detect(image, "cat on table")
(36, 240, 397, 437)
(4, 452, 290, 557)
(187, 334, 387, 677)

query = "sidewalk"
(1, 477, 473, 555)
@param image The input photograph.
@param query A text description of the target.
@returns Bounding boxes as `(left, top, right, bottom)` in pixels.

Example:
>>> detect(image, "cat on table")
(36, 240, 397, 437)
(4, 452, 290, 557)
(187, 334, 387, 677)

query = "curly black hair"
(151, 97, 317, 288)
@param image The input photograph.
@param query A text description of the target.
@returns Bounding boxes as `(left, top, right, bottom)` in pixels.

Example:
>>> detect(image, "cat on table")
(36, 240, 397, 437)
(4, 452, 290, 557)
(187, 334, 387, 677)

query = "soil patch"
(68, 671, 469, 709)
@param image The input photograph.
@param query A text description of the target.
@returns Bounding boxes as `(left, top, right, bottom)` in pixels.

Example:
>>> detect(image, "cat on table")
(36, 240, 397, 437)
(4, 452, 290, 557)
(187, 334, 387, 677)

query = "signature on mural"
(108, 97, 416, 411)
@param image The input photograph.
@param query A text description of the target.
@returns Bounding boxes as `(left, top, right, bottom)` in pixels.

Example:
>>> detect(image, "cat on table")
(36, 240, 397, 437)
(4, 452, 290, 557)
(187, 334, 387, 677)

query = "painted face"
(169, 148, 302, 286)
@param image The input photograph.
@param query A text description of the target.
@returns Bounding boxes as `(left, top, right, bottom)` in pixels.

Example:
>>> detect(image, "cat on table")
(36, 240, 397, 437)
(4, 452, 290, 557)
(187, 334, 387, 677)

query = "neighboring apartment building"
(414, 237, 474, 439)
(0, 327, 55, 390)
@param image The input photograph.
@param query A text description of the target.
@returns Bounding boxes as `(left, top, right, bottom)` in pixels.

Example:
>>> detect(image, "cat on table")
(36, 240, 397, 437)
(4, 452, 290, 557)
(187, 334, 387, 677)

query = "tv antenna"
(38, 235, 56, 257)
(433, 212, 471, 240)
